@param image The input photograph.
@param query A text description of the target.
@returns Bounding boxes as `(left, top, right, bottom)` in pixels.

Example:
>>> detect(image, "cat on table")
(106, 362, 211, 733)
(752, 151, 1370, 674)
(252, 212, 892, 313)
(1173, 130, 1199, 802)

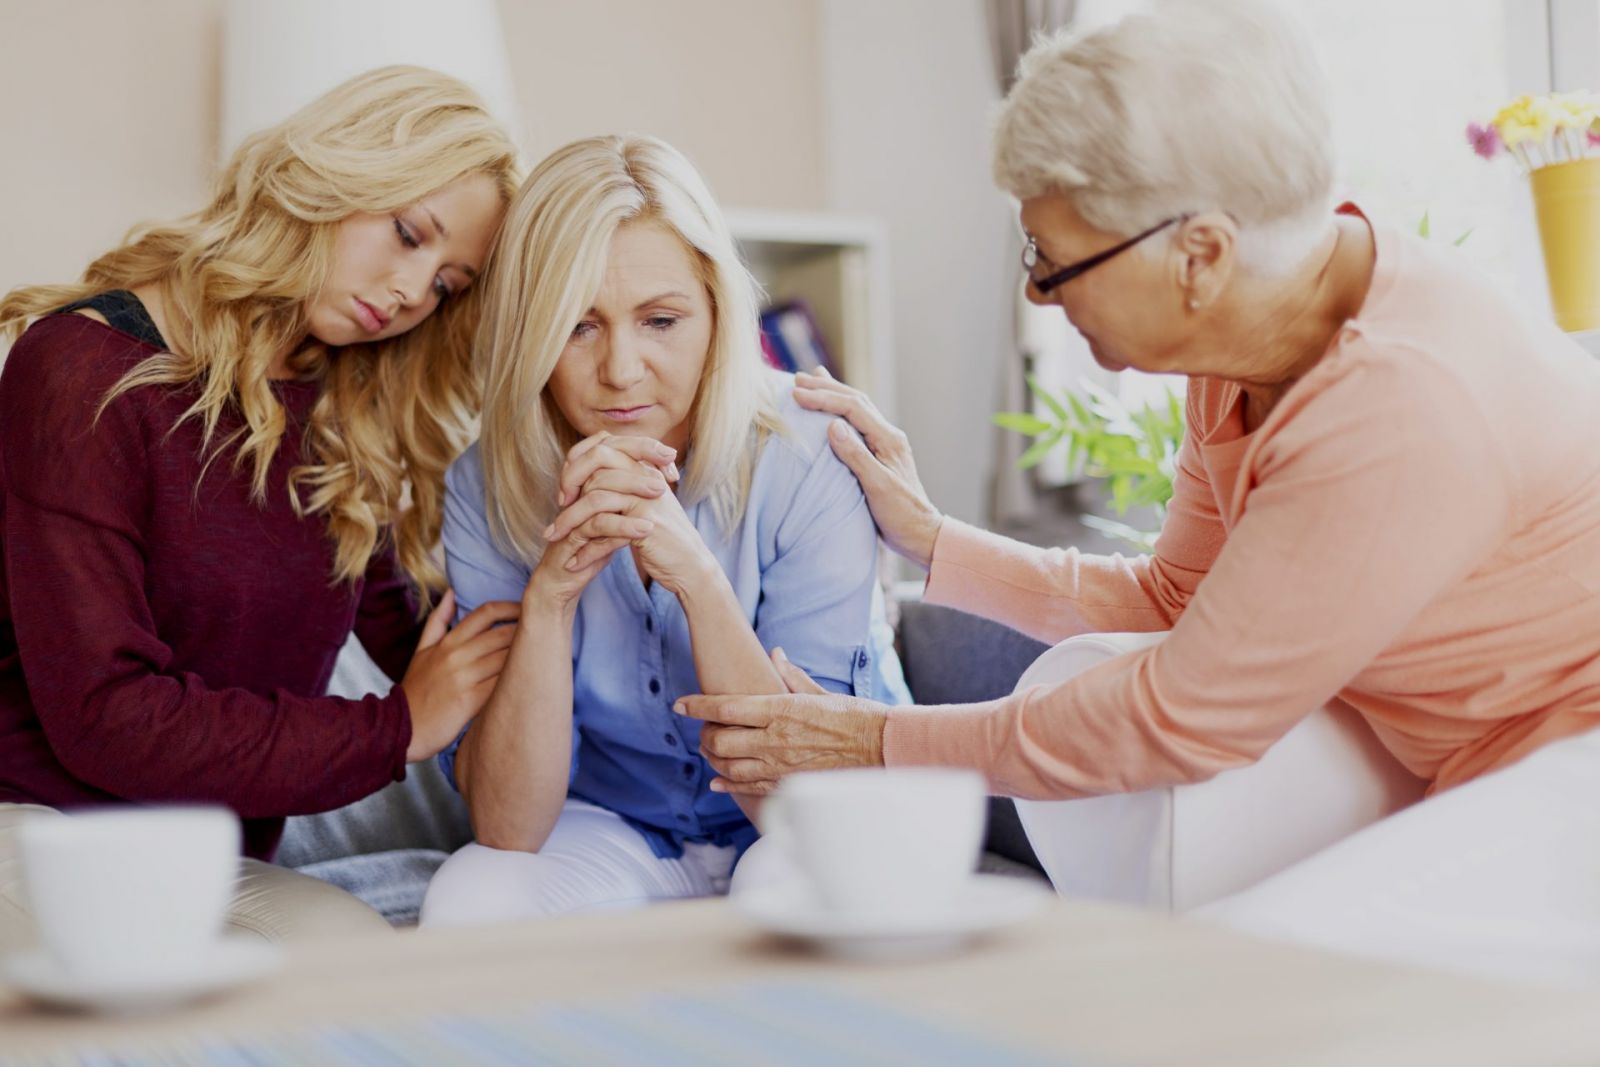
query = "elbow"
(462, 775, 560, 855)
(43, 699, 171, 800)
(468, 799, 555, 854)
(473, 826, 548, 854)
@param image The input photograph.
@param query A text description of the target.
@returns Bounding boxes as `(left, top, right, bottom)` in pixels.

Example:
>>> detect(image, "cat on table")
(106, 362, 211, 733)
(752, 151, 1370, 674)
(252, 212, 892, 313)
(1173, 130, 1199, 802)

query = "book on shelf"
(758, 301, 838, 378)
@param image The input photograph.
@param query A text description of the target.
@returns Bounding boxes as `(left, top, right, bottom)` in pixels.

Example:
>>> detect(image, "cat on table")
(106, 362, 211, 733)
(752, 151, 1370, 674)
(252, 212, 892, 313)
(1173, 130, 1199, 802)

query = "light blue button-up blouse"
(437, 386, 910, 859)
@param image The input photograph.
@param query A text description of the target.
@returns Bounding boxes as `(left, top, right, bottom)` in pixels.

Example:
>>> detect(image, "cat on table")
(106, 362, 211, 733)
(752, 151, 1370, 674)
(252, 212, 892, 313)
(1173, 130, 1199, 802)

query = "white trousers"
(420, 799, 742, 928)
(1199, 723, 1600, 988)
(1012, 633, 1425, 912)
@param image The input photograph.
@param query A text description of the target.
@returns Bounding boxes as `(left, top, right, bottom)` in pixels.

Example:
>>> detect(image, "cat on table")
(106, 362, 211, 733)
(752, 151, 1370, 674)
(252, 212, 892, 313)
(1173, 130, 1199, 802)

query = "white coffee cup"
(766, 767, 987, 919)
(18, 806, 240, 981)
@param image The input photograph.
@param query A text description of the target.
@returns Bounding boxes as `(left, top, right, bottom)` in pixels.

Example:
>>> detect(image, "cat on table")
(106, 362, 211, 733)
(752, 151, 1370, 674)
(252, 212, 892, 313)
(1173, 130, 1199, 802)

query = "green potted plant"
(994, 378, 1184, 552)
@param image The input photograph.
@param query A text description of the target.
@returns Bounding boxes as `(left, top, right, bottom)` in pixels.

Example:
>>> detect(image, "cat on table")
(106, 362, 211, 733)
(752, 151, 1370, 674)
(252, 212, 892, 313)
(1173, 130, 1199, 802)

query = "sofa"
(284, 600, 1428, 924)
(279, 600, 1055, 925)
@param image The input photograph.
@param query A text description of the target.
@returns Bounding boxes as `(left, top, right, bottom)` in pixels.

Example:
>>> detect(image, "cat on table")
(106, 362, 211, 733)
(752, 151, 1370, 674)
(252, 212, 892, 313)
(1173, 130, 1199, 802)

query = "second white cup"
(766, 766, 987, 919)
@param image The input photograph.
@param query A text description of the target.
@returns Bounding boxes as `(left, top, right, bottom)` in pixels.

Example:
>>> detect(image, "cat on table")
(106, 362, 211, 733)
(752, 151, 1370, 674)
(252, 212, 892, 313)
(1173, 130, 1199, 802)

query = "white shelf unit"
(726, 209, 897, 420)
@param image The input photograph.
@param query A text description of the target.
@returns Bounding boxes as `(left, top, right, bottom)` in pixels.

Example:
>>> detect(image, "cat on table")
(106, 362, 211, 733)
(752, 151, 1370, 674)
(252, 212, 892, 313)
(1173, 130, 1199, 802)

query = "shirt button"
(649, 678, 661, 695)
(681, 762, 696, 779)
(664, 733, 678, 747)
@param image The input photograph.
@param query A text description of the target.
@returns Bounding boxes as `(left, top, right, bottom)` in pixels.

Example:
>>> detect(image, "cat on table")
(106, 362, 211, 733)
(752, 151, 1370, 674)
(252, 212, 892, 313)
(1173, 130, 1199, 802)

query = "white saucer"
(1, 936, 283, 1013)
(735, 874, 1051, 961)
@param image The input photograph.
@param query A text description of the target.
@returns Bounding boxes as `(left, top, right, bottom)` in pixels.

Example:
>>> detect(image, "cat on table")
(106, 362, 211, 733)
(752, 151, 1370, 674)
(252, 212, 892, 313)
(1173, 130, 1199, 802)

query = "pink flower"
(1466, 121, 1502, 159)
(1588, 130, 1600, 147)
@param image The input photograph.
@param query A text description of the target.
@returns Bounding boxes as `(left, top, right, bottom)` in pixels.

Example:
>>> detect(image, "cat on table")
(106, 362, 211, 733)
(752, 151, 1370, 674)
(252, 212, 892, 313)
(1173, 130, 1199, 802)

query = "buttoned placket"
(609, 545, 702, 836)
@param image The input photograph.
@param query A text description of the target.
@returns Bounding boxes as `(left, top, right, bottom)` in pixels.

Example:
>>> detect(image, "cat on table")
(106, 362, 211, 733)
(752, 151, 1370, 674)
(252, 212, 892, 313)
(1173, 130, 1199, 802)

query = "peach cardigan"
(884, 216, 1600, 799)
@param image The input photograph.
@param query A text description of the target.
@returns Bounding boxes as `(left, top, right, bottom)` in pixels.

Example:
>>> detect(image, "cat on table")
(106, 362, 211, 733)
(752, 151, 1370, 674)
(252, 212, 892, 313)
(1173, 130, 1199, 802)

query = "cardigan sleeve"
(885, 345, 1512, 798)
(0, 318, 412, 817)
(353, 539, 424, 685)
(922, 377, 1230, 644)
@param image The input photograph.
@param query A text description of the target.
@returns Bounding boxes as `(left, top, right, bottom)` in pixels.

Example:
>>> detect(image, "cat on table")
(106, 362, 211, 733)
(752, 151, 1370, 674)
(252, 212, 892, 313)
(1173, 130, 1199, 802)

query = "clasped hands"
(529, 432, 713, 608)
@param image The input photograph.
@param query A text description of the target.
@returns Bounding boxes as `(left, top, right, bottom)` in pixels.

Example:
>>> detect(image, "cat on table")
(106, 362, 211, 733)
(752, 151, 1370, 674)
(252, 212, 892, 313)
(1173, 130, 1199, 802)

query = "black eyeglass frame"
(1021, 214, 1190, 295)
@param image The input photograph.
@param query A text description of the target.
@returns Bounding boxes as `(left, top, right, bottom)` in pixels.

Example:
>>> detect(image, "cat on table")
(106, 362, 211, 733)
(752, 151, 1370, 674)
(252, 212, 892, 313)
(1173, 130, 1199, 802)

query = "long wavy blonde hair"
(0, 66, 521, 600)
(476, 134, 783, 568)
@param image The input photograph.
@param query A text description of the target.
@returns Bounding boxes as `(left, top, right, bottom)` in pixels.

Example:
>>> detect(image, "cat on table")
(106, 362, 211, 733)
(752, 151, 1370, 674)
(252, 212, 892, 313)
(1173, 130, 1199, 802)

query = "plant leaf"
(993, 411, 1054, 435)
(1081, 513, 1159, 553)
(1025, 375, 1069, 421)
(1018, 434, 1061, 469)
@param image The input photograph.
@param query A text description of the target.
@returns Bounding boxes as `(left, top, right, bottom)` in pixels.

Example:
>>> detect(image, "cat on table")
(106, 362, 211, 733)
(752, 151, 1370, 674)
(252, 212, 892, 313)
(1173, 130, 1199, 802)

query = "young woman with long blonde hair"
(0, 66, 522, 944)
(419, 134, 907, 925)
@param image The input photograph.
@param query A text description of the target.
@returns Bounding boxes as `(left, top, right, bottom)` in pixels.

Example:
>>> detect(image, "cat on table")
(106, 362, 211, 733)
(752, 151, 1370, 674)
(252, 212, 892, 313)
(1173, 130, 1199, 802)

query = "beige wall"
(0, 1, 221, 298)
(821, 0, 1013, 527)
(499, 1, 824, 211)
(0, 0, 825, 298)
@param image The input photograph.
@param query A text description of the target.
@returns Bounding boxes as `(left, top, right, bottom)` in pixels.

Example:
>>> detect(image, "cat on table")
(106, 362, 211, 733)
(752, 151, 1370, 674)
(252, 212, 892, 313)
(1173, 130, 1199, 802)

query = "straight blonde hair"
(0, 66, 522, 600)
(476, 134, 782, 567)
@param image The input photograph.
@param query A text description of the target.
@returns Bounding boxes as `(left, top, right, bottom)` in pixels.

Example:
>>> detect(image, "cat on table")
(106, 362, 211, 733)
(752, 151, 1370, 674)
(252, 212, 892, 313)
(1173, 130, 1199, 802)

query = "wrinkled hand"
(400, 590, 521, 762)
(792, 367, 943, 568)
(546, 434, 715, 599)
(678, 647, 889, 795)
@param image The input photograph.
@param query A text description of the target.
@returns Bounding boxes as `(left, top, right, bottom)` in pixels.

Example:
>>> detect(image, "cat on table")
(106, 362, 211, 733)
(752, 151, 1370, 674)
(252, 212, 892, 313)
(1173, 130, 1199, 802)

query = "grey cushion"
(897, 601, 1049, 706)
(897, 601, 1049, 876)
(276, 758, 471, 869)
(295, 848, 452, 927)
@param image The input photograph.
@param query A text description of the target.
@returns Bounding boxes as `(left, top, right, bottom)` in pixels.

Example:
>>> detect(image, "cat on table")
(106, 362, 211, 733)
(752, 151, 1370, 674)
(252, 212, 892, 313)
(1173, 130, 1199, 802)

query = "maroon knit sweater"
(0, 313, 419, 859)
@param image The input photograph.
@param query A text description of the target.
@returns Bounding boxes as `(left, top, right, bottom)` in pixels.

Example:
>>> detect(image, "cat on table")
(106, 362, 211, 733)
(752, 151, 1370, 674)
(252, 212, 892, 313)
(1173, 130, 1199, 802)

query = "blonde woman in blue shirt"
(420, 135, 907, 924)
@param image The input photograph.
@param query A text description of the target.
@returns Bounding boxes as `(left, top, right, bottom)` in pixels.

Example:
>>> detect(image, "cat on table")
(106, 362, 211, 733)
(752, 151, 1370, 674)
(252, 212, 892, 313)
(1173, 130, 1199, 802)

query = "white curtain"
(986, 0, 1173, 515)
(984, 0, 1084, 519)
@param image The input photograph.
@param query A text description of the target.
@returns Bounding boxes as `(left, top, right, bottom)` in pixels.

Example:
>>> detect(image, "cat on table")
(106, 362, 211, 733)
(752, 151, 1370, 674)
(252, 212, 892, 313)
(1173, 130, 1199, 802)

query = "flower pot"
(1530, 157, 1600, 331)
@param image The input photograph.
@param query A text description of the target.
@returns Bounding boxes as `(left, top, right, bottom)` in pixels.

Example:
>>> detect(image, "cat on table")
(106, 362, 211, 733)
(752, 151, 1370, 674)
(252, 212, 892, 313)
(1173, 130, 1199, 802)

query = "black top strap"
(54, 290, 167, 350)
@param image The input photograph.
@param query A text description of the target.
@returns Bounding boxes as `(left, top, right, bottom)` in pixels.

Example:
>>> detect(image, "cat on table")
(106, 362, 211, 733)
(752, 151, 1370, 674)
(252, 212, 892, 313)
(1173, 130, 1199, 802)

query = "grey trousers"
(0, 803, 391, 955)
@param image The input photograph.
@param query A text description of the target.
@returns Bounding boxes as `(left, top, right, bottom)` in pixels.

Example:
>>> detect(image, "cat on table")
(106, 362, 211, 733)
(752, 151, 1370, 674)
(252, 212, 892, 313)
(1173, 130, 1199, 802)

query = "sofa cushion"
(897, 601, 1049, 875)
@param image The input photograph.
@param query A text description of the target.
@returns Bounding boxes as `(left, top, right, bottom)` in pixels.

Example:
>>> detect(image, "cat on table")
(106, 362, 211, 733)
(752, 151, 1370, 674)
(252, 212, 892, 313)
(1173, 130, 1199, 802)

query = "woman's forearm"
(677, 565, 784, 698)
(454, 597, 575, 852)
(676, 566, 782, 824)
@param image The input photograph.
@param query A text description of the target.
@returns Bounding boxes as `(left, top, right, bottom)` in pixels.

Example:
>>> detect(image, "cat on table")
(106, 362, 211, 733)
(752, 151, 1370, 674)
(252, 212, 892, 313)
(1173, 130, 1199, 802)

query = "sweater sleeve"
(0, 320, 411, 817)
(923, 378, 1229, 644)
(885, 345, 1512, 798)
(353, 540, 424, 684)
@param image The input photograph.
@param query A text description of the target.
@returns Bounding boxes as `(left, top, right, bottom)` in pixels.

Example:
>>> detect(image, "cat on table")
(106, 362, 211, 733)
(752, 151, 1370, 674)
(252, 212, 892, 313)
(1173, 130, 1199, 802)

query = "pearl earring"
(1188, 298, 1199, 310)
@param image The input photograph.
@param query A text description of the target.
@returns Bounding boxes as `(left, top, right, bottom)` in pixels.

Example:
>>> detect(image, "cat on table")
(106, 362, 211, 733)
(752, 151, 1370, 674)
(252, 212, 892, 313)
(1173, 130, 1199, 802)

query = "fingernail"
(631, 521, 654, 536)
(565, 558, 579, 570)
(673, 701, 686, 714)
(709, 779, 726, 793)
(773, 646, 789, 664)
(658, 444, 677, 458)
(665, 462, 679, 480)
(543, 525, 555, 539)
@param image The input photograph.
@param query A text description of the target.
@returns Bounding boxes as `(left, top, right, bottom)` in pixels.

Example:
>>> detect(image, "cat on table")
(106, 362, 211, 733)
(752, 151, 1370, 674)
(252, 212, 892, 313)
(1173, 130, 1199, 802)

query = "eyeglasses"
(1021, 215, 1188, 295)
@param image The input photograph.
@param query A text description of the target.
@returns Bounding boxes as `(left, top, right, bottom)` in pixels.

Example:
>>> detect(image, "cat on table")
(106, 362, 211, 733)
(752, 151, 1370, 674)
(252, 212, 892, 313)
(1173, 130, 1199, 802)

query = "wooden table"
(4, 897, 1598, 1065)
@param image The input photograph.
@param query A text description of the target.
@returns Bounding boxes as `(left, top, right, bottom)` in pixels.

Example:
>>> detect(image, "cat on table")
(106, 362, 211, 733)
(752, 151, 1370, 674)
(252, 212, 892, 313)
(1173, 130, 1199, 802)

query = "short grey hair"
(993, 0, 1335, 277)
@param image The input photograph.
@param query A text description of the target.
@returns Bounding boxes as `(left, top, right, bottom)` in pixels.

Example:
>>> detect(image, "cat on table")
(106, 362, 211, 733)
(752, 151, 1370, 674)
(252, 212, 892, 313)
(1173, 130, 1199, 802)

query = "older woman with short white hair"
(681, 0, 1600, 979)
